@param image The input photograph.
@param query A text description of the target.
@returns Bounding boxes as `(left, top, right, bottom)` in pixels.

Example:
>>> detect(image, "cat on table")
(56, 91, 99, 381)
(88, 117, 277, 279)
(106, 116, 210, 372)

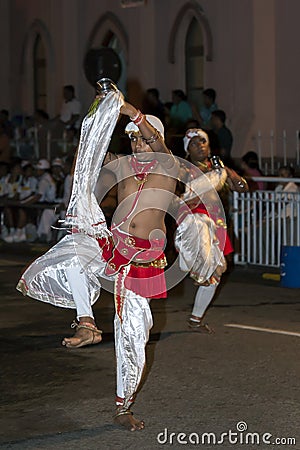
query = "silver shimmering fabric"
(16, 233, 113, 308)
(64, 90, 124, 238)
(114, 286, 153, 410)
(17, 90, 124, 306)
(174, 213, 226, 284)
(182, 168, 227, 202)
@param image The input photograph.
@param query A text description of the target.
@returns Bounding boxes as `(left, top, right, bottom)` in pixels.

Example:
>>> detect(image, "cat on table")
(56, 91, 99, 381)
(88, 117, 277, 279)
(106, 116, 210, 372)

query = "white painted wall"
(1, 0, 300, 158)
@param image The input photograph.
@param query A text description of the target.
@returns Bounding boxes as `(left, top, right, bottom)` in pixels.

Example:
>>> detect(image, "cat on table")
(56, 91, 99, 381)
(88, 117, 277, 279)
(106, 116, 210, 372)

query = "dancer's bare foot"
(114, 408, 145, 431)
(62, 320, 102, 348)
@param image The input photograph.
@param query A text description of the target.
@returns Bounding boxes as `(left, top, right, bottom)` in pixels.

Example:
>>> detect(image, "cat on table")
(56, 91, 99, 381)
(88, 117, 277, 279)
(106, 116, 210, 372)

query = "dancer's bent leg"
(189, 282, 219, 333)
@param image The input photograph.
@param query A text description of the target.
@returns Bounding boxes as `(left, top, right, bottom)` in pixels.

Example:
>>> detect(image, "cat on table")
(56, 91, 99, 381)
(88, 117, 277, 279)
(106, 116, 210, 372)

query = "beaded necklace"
(129, 155, 158, 185)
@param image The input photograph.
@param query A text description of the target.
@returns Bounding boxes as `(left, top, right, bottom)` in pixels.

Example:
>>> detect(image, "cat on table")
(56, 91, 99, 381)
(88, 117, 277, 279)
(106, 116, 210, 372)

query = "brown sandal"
(188, 318, 215, 334)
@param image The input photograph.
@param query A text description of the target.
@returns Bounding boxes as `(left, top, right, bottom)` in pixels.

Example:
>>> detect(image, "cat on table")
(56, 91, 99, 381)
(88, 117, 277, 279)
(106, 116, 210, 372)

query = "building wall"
(1, 0, 300, 159)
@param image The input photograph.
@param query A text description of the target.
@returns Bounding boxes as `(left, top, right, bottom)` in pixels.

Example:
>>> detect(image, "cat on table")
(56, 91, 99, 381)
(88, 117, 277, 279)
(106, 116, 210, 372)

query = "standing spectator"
(143, 88, 165, 125)
(194, 88, 218, 129)
(168, 89, 193, 133)
(211, 110, 233, 166)
(50, 85, 82, 157)
(57, 85, 81, 133)
(240, 151, 266, 191)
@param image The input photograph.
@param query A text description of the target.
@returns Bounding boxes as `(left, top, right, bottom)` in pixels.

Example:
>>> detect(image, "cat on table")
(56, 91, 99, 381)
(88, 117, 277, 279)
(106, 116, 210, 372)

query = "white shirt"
(275, 182, 299, 218)
(37, 172, 56, 203)
(18, 176, 38, 200)
(60, 98, 81, 128)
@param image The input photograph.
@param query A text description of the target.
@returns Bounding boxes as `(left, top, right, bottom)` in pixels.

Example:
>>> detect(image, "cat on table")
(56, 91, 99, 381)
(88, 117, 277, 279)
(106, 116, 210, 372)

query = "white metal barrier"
(11, 127, 75, 161)
(233, 177, 300, 267)
(255, 129, 300, 174)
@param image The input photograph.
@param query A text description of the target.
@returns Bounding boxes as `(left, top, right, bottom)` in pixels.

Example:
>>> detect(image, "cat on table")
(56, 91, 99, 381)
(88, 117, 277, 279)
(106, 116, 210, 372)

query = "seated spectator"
(37, 158, 73, 243)
(51, 158, 65, 198)
(2, 160, 23, 242)
(12, 161, 39, 242)
(275, 166, 299, 218)
(21, 158, 56, 203)
(0, 162, 9, 198)
(18, 161, 38, 201)
(240, 151, 266, 191)
(211, 110, 233, 167)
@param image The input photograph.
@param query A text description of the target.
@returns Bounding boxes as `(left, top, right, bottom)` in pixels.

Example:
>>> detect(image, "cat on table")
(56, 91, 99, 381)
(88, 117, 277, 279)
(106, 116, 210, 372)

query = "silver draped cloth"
(182, 168, 227, 202)
(174, 212, 226, 284)
(17, 233, 111, 308)
(17, 90, 124, 305)
(64, 90, 124, 237)
(174, 168, 228, 284)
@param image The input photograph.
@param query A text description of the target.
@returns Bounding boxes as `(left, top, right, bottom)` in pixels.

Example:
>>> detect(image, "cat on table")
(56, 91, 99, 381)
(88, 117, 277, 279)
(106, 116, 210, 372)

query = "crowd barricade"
(232, 177, 300, 267)
(255, 129, 300, 174)
(11, 128, 73, 161)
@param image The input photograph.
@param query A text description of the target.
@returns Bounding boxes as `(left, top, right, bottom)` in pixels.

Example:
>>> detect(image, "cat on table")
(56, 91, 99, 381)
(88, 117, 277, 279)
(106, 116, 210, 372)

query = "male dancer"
(17, 83, 178, 431)
(175, 128, 248, 332)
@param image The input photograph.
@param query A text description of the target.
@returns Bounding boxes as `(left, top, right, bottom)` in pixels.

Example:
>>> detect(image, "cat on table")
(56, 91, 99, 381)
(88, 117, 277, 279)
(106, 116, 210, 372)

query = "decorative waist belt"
(96, 227, 167, 307)
(131, 256, 167, 269)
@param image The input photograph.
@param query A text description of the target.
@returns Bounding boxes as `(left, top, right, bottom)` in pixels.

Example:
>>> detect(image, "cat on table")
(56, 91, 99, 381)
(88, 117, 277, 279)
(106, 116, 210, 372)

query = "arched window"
(33, 34, 47, 111)
(102, 31, 127, 94)
(85, 12, 128, 93)
(185, 18, 204, 110)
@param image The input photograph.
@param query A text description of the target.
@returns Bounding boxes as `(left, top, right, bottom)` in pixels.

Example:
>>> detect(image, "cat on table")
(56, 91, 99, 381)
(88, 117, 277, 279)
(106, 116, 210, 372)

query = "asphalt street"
(0, 242, 299, 450)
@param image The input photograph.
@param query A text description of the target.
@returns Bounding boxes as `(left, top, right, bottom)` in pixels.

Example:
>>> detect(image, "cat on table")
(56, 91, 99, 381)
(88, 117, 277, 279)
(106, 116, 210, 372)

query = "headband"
(183, 128, 208, 153)
(125, 114, 164, 138)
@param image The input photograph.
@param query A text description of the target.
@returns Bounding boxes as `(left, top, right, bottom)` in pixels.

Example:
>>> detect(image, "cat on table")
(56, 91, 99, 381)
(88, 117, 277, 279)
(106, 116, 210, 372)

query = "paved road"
(0, 242, 299, 449)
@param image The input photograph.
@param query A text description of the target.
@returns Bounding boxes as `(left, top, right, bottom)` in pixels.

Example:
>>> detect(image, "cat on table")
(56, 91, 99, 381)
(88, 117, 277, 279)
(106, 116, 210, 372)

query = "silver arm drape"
(64, 90, 124, 237)
(182, 168, 227, 202)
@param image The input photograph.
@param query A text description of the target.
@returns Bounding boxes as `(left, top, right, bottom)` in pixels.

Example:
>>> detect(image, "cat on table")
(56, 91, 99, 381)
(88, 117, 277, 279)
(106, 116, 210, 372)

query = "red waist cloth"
(177, 202, 233, 256)
(97, 228, 167, 299)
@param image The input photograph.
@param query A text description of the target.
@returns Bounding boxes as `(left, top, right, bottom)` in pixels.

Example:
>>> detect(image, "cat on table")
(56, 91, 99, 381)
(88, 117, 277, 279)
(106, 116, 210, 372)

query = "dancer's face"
(129, 133, 153, 155)
(188, 134, 210, 163)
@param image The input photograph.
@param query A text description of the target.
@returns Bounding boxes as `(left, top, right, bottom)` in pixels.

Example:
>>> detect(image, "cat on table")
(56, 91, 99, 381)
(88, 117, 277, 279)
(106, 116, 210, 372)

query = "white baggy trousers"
(18, 232, 153, 409)
(65, 265, 153, 410)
